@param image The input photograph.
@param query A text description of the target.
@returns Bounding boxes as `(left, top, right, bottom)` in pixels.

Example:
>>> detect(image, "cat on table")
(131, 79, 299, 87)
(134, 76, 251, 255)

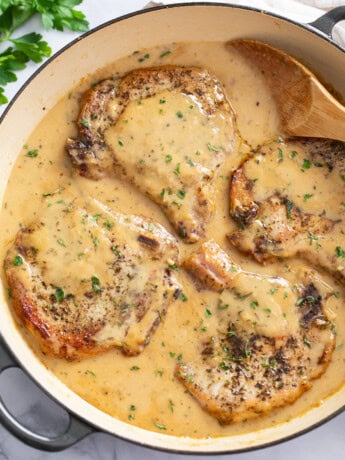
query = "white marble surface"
(1, 0, 345, 458)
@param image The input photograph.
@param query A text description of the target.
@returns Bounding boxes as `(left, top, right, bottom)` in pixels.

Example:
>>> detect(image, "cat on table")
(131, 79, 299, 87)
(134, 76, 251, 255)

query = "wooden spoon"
(227, 39, 345, 142)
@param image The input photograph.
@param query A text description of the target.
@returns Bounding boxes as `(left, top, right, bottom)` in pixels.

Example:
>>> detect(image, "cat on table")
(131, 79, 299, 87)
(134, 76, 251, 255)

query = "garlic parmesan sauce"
(1, 41, 345, 438)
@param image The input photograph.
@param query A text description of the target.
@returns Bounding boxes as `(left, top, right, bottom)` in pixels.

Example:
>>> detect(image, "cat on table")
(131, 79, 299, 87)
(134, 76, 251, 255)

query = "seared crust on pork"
(4, 199, 181, 359)
(228, 138, 345, 283)
(66, 66, 236, 242)
(178, 240, 335, 423)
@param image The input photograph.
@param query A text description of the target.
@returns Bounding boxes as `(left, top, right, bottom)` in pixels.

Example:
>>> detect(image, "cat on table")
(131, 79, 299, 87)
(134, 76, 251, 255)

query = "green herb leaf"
(85, 369, 96, 377)
(303, 193, 313, 202)
(91, 275, 101, 293)
(336, 246, 345, 259)
(160, 50, 171, 58)
(12, 254, 23, 266)
(154, 421, 167, 430)
(207, 142, 223, 153)
(285, 200, 293, 219)
(301, 158, 311, 171)
(25, 149, 38, 157)
(205, 308, 212, 318)
(0, 0, 88, 103)
(10, 33, 51, 63)
(54, 287, 65, 302)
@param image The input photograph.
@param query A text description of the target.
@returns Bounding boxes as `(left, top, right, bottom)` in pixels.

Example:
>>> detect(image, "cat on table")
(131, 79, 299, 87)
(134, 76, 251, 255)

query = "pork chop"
(228, 138, 345, 284)
(178, 240, 335, 423)
(66, 66, 237, 242)
(4, 198, 181, 359)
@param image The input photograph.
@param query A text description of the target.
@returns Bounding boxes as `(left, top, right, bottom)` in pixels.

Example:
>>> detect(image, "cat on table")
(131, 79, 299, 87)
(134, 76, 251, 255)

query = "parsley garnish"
(12, 255, 23, 266)
(173, 163, 181, 175)
(285, 200, 293, 219)
(91, 276, 101, 293)
(301, 158, 311, 171)
(25, 149, 38, 158)
(54, 287, 65, 302)
(179, 292, 188, 302)
(207, 142, 223, 152)
(205, 308, 212, 318)
(336, 246, 345, 258)
(303, 193, 313, 202)
(85, 370, 96, 377)
(0, 1, 89, 104)
(160, 50, 171, 58)
(154, 422, 167, 430)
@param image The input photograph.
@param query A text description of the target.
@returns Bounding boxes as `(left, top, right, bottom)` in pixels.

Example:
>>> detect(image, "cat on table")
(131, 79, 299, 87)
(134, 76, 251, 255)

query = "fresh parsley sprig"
(0, 0, 89, 104)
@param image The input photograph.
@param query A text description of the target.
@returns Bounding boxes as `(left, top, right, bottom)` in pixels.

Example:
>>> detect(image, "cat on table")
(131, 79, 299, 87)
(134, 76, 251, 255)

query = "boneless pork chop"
(66, 66, 237, 242)
(178, 240, 335, 423)
(229, 138, 345, 284)
(4, 198, 181, 359)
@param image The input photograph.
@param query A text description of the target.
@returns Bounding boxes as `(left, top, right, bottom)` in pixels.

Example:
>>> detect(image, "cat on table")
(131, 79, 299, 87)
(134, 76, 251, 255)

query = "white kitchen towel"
(159, 0, 345, 47)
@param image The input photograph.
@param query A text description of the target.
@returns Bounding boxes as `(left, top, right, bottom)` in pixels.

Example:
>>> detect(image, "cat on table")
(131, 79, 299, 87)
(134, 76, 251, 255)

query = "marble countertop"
(1, 1, 345, 458)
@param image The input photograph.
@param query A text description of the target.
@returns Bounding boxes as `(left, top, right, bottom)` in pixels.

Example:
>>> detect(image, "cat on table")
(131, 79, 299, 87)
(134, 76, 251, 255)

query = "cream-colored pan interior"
(0, 4, 344, 453)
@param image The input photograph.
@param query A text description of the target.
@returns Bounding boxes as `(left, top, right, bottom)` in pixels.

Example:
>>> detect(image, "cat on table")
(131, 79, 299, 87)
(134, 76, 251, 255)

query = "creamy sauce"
(1, 41, 345, 438)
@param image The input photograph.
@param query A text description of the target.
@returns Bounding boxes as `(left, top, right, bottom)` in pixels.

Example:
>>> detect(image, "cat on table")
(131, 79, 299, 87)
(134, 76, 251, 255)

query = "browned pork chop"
(178, 240, 335, 423)
(66, 66, 236, 242)
(228, 138, 345, 283)
(4, 198, 181, 359)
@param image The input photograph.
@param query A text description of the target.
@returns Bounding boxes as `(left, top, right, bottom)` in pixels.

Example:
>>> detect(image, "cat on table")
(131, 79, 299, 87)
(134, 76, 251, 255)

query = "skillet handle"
(308, 6, 345, 39)
(0, 339, 94, 451)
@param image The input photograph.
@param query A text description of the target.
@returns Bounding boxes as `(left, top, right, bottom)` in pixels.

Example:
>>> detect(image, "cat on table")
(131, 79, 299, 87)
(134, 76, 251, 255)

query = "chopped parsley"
(81, 118, 89, 127)
(12, 255, 23, 266)
(154, 422, 167, 431)
(173, 163, 181, 175)
(91, 276, 101, 293)
(130, 366, 140, 371)
(111, 245, 121, 257)
(165, 154, 172, 163)
(85, 370, 96, 377)
(285, 200, 293, 219)
(54, 287, 65, 302)
(176, 110, 183, 118)
(25, 149, 38, 158)
(336, 246, 345, 258)
(278, 148, 284, 160)
(179, 292, 188, 302)
(301, 158, 311, 171)
(205, 308, 212, 318)
(303, 193, 313, 202)
(207, 142, 223, 153)
(168, 400, 174, 413)
(138, 53, 150, 62)
(303, 337, 311, 348)
(177, 189, 186, 199)
(160, 50, 171, 58)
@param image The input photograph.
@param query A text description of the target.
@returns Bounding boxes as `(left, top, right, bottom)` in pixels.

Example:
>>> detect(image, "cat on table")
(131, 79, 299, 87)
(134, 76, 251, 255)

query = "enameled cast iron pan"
(0, 3, 345, 454)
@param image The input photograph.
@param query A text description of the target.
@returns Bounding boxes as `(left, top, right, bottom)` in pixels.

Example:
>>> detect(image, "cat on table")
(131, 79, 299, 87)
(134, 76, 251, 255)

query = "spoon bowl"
(228, 39, 345, 142)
